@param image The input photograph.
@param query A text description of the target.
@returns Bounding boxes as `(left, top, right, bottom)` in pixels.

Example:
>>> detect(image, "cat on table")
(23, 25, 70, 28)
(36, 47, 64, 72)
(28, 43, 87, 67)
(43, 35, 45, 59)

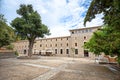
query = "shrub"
(14, 51, 19, 56)
(6, 44, 14, 50)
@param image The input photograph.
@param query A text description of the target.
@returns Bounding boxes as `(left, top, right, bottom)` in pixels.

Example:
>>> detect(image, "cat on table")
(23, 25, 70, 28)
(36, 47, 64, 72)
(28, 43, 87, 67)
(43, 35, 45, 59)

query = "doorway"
(84, 50, 89, 57)
(24, 50, 26, 54)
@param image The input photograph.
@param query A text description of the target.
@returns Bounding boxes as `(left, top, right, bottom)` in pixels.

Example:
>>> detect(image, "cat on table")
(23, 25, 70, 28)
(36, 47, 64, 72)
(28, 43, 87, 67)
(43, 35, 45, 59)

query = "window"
(66, 49, 69, 54)
(75, 49, 78, 54)
(84, 36, 86, 39)
(61, 38, 62, 40)
(40, 44, 42, 47)
(60, 49, 63, 54)
(67, 43, 68, 46)
(67, 38, 68, 40)
(75, 43, 77, 46)
(46, 44, 47, 47)
(50, 44, 52, 47)
(72, 31, 74, 34)
(84, 42, 86, 44)
(55, 49, 57, 54)
(56, 39, 57, 41)
(55, 44, 57, 47)
(24, 50, 26, 54)
(39, 51, 41, 55)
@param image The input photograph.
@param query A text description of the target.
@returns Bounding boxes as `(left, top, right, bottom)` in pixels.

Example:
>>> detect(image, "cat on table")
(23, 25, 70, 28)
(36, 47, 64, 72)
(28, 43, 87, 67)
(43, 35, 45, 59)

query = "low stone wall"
(104, 55, 117, 63)
(0, 50, 13, 53)
(0, 50, 16, 59)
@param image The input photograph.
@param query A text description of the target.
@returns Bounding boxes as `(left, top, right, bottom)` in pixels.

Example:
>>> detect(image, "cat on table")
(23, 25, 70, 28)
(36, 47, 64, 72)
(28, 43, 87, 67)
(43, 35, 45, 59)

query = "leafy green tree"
(0, 14, 6, 22)
(6, 44, 14, 50)
(84, 0, 120, 64)
(0, 14, 15, 48)
(11, 4, 50, 57)
(84, 31, 103, 56)
(84, 0, 120, 29)
(84, 26, 120, 64)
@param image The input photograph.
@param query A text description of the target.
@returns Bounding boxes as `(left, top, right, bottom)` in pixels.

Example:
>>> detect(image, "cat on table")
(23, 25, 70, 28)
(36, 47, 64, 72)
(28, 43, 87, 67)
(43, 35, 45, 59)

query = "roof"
(36, 36, 70, 41)
(69, 26, 101, 31)
(13, 36, 71, 43)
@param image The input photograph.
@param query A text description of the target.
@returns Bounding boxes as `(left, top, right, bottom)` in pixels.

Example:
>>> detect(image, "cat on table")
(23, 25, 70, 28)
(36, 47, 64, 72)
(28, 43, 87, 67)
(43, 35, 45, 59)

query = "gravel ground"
(0, 57, 120, 80)
(0, 59, 49, 80)
(49, 63, 120, 80)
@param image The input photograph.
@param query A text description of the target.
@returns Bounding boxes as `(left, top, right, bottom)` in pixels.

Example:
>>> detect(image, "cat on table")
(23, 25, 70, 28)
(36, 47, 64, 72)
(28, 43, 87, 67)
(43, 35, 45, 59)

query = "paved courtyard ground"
(0, 56, 120, 80)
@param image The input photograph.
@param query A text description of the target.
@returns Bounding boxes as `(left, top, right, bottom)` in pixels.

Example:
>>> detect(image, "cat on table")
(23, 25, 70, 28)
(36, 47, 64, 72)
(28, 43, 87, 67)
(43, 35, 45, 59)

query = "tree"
(0, 14, 15, 48)
(84, 0, 120, 29)
(0, 14, 6, 22)
(11, 4, 50, 57)
(84, 0, 120, 64)
(84, 26, 120, 64)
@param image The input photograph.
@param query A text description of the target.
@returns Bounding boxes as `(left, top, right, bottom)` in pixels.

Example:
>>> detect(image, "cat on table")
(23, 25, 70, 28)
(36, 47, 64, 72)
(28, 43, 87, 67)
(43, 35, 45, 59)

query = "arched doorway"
(84, 50, 89, 57)
(24, 49, 26, 54)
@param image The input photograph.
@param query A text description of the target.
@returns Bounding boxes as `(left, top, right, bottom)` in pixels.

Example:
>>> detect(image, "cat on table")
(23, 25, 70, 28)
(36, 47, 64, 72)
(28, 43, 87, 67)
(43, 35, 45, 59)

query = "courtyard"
(0, 56, 120, 80)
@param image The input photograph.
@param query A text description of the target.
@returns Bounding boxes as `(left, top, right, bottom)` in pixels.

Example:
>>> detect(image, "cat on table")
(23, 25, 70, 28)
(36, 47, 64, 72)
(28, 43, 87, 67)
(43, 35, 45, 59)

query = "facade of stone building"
(13, 26, 100, 58)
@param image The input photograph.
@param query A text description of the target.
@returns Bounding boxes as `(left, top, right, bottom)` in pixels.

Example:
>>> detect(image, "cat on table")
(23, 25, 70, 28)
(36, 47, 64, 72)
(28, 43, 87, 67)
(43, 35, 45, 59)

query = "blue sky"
(0, 0, 103, 37)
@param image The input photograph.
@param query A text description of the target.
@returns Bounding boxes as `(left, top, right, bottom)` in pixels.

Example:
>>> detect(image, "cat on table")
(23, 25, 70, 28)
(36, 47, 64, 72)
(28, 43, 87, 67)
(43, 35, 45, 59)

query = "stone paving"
(33, 63, 67, 80)
(0, 57, 120, 80)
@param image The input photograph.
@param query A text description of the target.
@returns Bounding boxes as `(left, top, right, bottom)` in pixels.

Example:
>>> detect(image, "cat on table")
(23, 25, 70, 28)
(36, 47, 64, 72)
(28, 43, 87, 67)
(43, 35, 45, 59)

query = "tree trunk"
(28, 40, 34, 57)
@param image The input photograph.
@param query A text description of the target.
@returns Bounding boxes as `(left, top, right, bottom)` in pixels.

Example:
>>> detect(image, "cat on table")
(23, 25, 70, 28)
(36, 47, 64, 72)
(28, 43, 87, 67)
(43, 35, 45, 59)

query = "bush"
(6, 44, 14, 50)
(14, 51, 19, 56)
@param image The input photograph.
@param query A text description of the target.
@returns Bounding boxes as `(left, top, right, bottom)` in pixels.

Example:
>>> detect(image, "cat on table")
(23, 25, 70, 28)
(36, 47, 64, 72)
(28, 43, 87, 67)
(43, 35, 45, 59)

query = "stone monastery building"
(13, 26, 100, 58)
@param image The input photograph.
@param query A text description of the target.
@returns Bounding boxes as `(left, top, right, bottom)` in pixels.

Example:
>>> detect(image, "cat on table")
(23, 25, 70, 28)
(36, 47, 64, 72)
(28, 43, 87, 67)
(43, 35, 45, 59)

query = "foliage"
(11, 4, 50, 57)
(6, 44, 14, 50)
(0, 14, 6, 22)
(71, 47, 75, 53)
(84, 25, 120, 63)
(84, 0, 120, 29)
(0, 14, 15, 48)
(84, 0, 120, 64)
(14, 51, 19, 56)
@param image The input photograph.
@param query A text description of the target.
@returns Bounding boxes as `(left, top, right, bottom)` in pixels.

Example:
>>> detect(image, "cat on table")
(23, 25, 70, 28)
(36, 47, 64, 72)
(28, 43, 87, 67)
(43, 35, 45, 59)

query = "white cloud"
(46, 25, 70, 38)
(1, 0, 103, 38)
(85, 14, 103, 27)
